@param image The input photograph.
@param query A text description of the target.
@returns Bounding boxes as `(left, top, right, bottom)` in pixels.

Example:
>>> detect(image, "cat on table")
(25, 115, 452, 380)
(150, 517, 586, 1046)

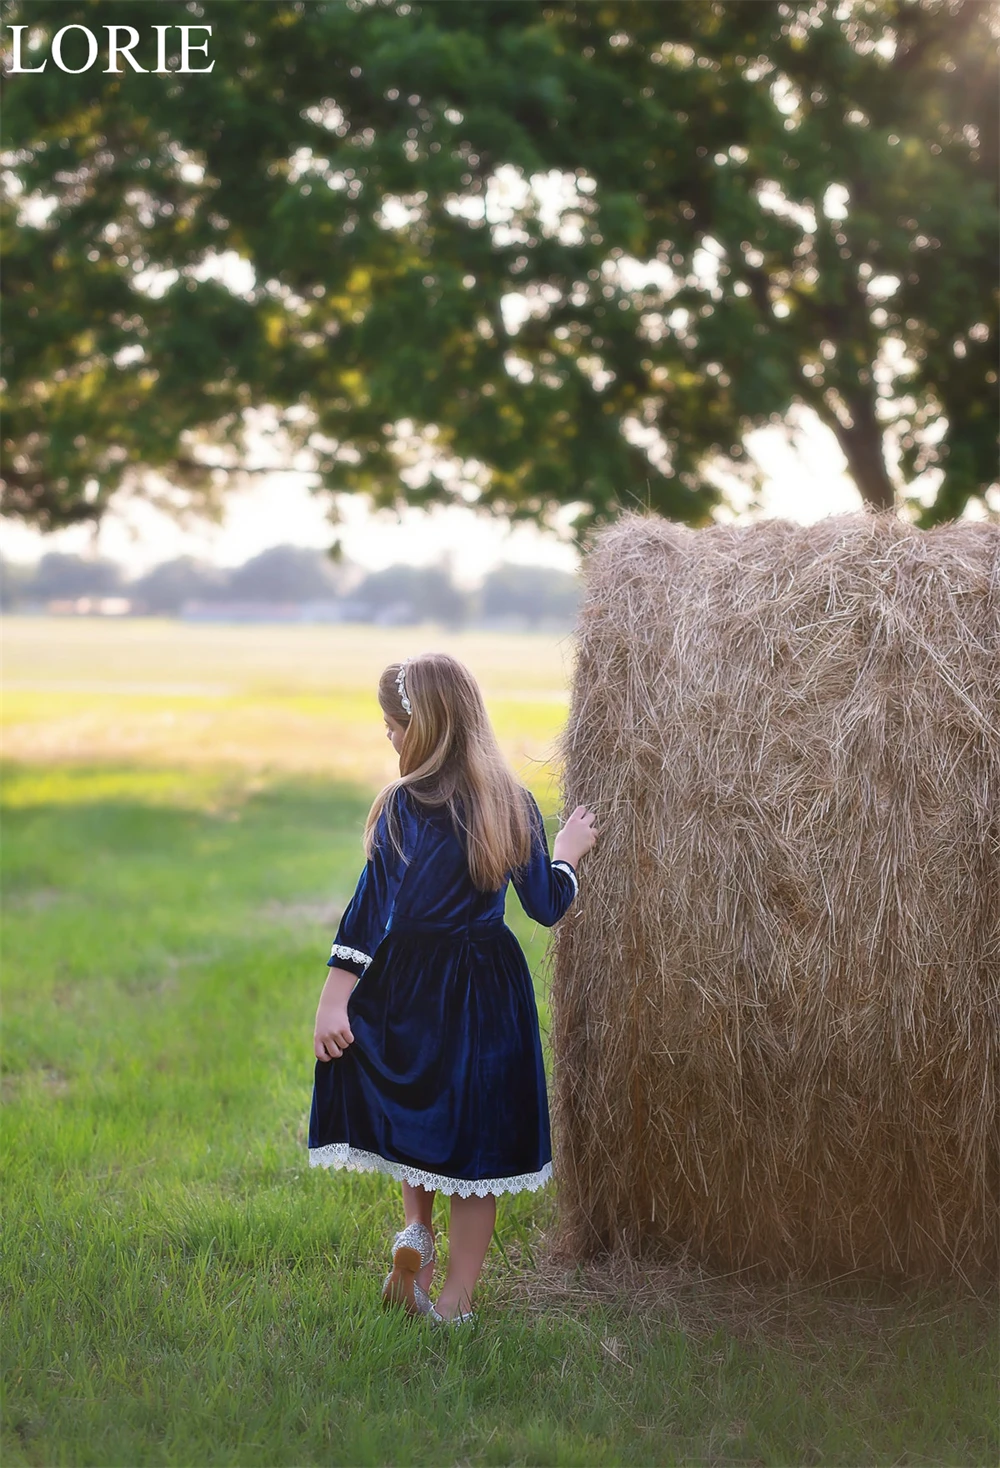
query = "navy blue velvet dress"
(308, 787, 577, 1196)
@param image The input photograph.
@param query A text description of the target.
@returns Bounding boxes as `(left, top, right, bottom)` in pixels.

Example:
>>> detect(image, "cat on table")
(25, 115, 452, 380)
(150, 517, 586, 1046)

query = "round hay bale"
(554, 511, 1000, 1280)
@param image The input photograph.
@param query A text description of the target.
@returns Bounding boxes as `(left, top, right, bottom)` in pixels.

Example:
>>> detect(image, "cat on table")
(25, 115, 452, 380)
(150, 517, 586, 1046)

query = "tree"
(225, 544, 344, 602)
(3, 0, 996, 535)
(352, 564, 471, 626)
(24, 552, 124, 600)
(480, 564, 579, 626)
(130, 556, 229, 612)
(0, 556, 36, 609)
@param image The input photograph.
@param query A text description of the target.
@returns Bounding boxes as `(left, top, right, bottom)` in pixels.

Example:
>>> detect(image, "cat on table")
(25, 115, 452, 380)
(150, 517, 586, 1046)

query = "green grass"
(2, 622, 997, 1466)
(1, 619, 572, 799)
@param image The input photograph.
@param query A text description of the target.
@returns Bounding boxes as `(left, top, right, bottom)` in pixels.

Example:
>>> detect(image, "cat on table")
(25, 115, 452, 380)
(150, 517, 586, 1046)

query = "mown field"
(2, 618, 996, 1467)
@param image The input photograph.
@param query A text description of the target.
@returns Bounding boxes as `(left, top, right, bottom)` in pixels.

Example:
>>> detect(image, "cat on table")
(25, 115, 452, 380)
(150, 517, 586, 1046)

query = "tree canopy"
(3, 0, 996, 536)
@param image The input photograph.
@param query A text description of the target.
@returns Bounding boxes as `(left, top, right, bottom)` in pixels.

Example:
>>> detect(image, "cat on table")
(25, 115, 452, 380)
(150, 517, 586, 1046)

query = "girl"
(309, 652, 597, 1324)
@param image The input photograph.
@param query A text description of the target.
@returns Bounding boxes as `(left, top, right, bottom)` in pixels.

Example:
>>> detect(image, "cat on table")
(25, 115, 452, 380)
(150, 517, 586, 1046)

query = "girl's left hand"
(553, 805, 598, 867)
(315, 1004, 354, 1061)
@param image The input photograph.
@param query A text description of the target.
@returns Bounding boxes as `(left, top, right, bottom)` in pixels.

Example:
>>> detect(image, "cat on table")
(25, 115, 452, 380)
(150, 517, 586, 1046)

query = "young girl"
(309, 652, 597, 1324)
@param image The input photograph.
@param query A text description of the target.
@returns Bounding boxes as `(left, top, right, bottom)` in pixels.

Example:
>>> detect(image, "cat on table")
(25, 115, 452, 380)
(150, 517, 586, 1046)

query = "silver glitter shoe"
(382, 1274, 432, 1316)
(428, 1303, 475, 1327)
(381, 1222, 436, 1317)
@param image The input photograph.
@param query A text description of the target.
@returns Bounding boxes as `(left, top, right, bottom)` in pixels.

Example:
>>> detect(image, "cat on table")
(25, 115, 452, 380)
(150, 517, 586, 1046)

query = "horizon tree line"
(1, 542, 581, 627)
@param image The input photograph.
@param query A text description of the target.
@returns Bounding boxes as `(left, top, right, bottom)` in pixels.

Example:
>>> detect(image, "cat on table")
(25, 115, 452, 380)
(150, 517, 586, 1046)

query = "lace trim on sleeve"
(551, 860, 578, 897)
(329, 943, 373, 969)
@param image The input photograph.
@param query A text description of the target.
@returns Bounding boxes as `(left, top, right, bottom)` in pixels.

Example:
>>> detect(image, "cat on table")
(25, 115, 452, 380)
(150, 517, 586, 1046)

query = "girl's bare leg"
(402, 1181, 436, 1293)
(434, 1193, 496, 1319)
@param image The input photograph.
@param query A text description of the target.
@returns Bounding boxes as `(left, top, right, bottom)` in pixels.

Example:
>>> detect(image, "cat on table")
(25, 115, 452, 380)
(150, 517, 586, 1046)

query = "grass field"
(1, 619, 571, 797)
(2, 619, 996, 1467)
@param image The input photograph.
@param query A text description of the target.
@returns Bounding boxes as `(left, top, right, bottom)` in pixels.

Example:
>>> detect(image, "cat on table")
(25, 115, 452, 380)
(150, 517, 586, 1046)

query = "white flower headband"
(395, 658, 412, 716)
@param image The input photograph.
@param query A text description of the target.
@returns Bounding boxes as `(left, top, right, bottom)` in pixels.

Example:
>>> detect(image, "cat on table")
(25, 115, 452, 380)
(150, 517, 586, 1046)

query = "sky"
(0, 411, 870, 586)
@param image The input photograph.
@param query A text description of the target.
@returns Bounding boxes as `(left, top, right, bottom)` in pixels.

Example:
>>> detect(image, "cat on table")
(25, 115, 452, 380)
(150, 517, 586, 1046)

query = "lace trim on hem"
(308, 1143, 553, 1198)
(551, 860, 579, 897)
(329, 943, 373, 969)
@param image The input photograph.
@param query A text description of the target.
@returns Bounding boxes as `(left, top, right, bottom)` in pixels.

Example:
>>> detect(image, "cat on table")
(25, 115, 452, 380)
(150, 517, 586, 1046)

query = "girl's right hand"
(553, 805, 598, 868)
(314, 1004, 354, 1062)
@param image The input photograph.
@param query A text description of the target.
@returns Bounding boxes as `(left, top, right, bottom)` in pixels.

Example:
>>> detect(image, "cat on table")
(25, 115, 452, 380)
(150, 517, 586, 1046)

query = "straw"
(553, 511, 1000, 1279)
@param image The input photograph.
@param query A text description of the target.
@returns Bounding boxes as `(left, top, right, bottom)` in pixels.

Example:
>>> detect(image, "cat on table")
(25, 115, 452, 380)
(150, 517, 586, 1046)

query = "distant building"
(179, 600, 347, 624)
(46, 597, 133, 616)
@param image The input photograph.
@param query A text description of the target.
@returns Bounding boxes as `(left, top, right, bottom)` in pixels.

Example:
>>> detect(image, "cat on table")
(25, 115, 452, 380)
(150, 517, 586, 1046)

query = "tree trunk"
(828, 392, 897, 512)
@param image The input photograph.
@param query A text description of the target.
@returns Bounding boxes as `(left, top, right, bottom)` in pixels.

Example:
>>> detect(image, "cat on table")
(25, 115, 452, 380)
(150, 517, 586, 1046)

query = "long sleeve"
(510, 793, 578, 927)
(327, 795, 409, 978)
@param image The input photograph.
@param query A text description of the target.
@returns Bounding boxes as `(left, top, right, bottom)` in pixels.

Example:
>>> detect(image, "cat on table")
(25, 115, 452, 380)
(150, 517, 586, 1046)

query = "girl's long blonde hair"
(365, 653, 533, 891)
